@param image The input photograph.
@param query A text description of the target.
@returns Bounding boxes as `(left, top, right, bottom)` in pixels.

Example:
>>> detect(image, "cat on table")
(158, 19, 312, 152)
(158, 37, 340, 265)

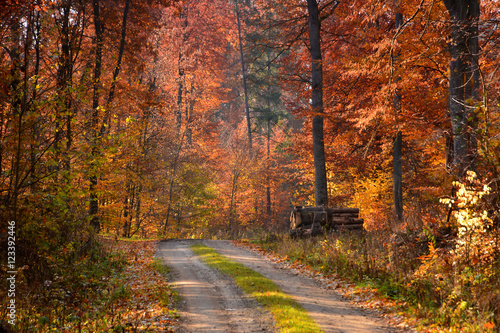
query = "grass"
(190, 243, 324, 333)
(251, 231, 499, 333)
(149, 257, 171, 276)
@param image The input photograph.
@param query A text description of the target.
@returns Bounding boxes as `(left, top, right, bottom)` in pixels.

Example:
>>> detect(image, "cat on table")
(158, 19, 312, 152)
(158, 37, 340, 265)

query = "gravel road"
(156, 239, 407, 333)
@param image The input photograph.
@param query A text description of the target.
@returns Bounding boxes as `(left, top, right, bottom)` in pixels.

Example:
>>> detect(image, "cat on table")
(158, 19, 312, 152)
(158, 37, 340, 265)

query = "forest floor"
(157, 239, 414, 333)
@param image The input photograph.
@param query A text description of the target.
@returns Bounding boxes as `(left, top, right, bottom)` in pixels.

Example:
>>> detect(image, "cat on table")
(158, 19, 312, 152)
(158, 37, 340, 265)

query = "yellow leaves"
(437, 170, 497, 303)
(450, 172, 491, 231)
(441, 172, 492, 231)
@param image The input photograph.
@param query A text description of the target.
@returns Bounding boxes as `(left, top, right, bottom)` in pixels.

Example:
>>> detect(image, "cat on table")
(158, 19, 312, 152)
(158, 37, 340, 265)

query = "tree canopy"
(1, 0, 500, 317)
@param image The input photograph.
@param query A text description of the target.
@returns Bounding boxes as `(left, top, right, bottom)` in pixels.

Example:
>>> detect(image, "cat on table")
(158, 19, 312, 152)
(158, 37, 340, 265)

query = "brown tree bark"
(55, 0, 79, 172)
(89, 0, 104, 231)
(90, 0, 131, 230)
(393, 130, 403, 221)
(442, 0, 480, 175)
(10, 19, 22, 222)
(235, 0, 253, 153)
(100, 0, 130, 136)
(393, 12, 403, 222)
(176, 9, 188, 130)
(266, 117, 272, 216)
(307, 0, 328, 207)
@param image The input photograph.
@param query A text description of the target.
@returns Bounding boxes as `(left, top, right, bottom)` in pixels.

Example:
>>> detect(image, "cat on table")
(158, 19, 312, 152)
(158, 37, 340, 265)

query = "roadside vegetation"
(252, 231, 499, 332)
(0, 239, 179, 332)
(191, 243, 324, 333)
(252, 173, 499, 333)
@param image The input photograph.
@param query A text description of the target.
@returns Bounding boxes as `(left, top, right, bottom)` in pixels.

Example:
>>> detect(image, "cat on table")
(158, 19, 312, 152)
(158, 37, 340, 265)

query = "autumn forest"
(1, 0, 500, 331)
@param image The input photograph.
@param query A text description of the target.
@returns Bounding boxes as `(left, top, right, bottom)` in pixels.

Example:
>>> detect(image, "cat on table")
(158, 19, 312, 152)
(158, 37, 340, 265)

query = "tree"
(442, 0, 480, 175)
(307, 0, 329, 207)
(393, 11, 404, 222)
(242, 2, 288, 217)
(234, 0, 253, 153)
(273, 0, 452, 227)
(89, 0, 105, 231)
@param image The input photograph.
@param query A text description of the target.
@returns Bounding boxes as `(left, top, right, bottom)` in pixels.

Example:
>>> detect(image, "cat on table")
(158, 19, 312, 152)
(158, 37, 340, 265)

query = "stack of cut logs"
(289, 206, 363, 238)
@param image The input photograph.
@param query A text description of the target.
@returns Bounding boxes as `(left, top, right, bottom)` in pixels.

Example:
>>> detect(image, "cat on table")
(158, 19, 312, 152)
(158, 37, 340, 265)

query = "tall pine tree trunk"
(307, 0, 328, 206)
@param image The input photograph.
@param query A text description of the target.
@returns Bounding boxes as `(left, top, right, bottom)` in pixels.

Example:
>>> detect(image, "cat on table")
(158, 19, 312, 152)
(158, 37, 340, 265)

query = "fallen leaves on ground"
(1, 238, 178, 332)
(102, 239, 179, 332)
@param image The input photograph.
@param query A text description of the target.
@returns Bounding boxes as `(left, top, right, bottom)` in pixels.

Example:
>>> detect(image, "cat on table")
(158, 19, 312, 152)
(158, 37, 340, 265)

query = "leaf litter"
(104, 239, 180, 332)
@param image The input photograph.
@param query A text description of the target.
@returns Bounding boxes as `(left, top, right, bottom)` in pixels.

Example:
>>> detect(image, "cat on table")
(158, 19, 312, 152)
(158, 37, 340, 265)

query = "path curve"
(157, 239, 408, 333)
(156, 239, 276, 333)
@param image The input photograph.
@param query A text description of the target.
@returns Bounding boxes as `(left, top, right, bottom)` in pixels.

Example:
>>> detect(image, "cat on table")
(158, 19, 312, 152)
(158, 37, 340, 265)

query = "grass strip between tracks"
(190, 243, 324, 333)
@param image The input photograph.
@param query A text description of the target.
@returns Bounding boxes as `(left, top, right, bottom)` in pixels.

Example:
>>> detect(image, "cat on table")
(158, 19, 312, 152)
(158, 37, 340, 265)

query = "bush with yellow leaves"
(440, 171, 495, 269)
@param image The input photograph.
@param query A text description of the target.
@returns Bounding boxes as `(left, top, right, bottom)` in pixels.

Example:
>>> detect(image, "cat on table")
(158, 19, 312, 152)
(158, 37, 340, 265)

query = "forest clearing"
(1, 0, 500, 332)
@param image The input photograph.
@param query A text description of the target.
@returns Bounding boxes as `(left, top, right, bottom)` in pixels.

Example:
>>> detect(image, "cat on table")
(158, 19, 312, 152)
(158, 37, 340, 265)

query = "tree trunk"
(235, 0, 252, 153)
(393, 130, 403, 221)
(100, 0, 130, 136)
(393, 12, 403, 222)
(266, 118, 272, 216)
(176, 64, 184, 130)
(89, 0, 130, 231)
(176, 11, 188, 130)
(10, 19, 22, 222)
(442, 0, 480, 175)
(89, 0, 104, 231)
(307, 0, 328, 206)
(29, 11, 41, 191)
(163, 131, 186, 231)
(185, 83, 195, 144)
(55, 1, 75, 173)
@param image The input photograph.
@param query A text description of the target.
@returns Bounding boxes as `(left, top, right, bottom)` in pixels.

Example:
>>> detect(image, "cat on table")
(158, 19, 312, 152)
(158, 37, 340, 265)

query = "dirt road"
(156, 239, 407, 333)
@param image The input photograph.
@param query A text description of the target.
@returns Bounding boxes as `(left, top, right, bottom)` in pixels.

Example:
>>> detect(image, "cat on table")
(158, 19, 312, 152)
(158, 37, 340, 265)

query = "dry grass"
(252, 228, 499, 332)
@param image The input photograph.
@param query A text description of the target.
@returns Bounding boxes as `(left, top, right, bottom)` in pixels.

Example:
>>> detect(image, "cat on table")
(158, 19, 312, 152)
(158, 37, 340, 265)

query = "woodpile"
(289, 206, 363, 238)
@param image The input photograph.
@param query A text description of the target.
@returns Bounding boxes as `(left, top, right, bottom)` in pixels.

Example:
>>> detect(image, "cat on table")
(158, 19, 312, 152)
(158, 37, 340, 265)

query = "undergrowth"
(256, 225, 499, 332)
(0, 238, 178, 332)
(256, 172, 500, 333)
